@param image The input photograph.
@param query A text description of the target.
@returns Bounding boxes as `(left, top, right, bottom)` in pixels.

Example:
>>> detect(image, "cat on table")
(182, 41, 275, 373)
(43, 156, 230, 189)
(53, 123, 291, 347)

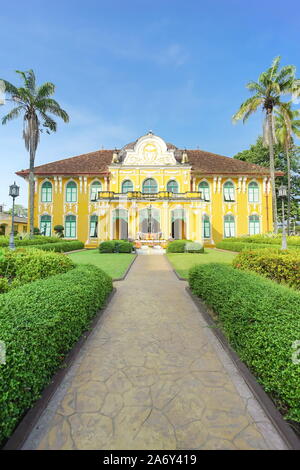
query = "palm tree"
(275, 103, 300, 234)
(0, 70, 69, 237)
(233, 56, 300, 233)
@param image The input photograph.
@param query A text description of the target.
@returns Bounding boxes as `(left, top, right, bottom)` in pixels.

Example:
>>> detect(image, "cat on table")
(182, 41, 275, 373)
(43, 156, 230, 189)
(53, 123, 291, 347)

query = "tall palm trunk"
(285, 141, 291, 235)
(28, 148, 35, 238)
(267, 109, 278, 233)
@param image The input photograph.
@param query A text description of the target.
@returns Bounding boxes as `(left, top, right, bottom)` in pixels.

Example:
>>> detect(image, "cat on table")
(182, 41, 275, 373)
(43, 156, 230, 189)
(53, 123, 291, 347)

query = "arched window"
(41, 181, 52, 202)
(167, 180, 179, 193)
(224, 181, 235, 202)
(66, 181, 77, 203)
(40, 215, 51, 236)
(198, 181, 210, 201)
(122, 180, 133, 193)
(89, 215, 98, 238)
(202, 215, 211, 239)
(90, 181, 102, 201)
(249, 215, 260, 235)
(65, 215, 76, 238)
(248, 181, 259, 203)
(224, 215, 235, 238)
(142, 178, 157, 193)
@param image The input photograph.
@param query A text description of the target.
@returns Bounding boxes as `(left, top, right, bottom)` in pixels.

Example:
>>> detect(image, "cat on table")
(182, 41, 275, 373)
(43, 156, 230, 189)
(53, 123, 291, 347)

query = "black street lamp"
(278, 184, 287, 250)
(9, 182, 20, 250)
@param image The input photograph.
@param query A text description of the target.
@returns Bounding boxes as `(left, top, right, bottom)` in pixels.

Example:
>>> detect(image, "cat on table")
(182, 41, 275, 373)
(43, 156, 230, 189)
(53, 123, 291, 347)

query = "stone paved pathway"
(23, 255, 287, 450)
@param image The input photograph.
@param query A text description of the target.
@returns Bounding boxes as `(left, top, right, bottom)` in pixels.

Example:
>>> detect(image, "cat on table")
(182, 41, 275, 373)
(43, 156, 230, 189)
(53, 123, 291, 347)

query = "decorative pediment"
(123, 132, 177, 166)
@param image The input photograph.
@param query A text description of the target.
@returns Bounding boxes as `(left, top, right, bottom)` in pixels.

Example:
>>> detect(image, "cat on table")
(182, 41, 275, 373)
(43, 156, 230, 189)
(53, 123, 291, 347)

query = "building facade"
(17, 132, 275, 247)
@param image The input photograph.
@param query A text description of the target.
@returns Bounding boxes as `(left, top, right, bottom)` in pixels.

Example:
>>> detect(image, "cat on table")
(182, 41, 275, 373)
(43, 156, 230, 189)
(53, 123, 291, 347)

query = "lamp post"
(278, 184, 287, 250)
(9, 182, 20, 250)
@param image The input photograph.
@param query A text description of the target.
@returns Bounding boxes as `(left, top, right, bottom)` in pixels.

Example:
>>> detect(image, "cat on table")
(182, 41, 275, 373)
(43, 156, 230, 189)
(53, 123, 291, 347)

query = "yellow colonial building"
(17, 132, 275, 247)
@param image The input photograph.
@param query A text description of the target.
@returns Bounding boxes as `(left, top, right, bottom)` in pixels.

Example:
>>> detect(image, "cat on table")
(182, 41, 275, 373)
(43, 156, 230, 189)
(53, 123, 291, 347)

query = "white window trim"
(65, 179, 78, 203)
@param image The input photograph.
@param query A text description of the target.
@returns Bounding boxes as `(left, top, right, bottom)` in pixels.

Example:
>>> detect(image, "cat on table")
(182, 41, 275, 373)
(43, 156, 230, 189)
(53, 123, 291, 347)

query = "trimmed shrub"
(118, 241, 133, 253)
(99, 241, 115, 253)
(54, 225, 64, 237)
(233, 249, 300, 290)
(216, 240, 300, 252)
(0, 264, 113, 445)
(185, 242, 204, 253)
(99, 240, 133, 253)
(189, 263, 300, 422)
(167, 240, 190, 253)
(218, 235, 300, 247)
(0, 248, 75, 290)
(33, 240, 84, 252)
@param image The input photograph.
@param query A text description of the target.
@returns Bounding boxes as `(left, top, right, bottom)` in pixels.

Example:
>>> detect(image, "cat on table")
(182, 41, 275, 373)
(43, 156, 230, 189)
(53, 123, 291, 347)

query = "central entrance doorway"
(139, 206, 161, 238)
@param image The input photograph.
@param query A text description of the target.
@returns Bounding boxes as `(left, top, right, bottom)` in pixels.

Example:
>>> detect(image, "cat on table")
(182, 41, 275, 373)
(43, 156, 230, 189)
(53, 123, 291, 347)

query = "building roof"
(16, 144, 280, 178)
(0, 213, 28, 224)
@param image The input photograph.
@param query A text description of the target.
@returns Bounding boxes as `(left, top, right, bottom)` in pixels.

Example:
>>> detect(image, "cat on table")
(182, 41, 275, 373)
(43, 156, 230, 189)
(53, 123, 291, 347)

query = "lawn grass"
(167, 248, 237, 279)
(68, 250, 135, 279)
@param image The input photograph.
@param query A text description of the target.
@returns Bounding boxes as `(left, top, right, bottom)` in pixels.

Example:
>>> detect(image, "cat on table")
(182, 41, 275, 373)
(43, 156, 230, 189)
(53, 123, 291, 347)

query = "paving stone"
(23, 255, 287, 450)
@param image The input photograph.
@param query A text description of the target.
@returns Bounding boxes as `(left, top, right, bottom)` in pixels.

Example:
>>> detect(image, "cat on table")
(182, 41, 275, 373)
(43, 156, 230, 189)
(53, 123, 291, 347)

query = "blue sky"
(0, 0, 299, 207)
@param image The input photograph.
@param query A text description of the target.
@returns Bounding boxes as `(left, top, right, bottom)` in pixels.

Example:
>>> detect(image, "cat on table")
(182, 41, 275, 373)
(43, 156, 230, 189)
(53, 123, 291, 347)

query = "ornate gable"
(122, 132, 177, 166)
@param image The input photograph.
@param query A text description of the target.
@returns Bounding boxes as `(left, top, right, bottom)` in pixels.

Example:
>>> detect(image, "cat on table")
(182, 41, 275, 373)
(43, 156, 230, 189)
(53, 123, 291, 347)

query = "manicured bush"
(99, 241, 115, 253)
(233, 249, 300, 290)
(33, 240, 84, 252)
(185, 241, 204, 253)
(0, 235, 67, 248)
(219, 234, 300, 247)
(53, 225, 64, 237)
(216, 240, 300, 252)
(0, 264, 113, 446)
(0, 248, 75, 290)
(166, 240, 190, 253)
(189, 263, 300, 422)
(99, 240, 133, 253)
(118, 241, 133, 253)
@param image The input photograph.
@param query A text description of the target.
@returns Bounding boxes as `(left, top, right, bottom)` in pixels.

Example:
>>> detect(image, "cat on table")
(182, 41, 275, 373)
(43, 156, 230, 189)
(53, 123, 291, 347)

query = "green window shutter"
(142, 178, 158, 193)
(122, 180, 134, 193)
(167, 180, 179, 193)
(224, 215, 235, 237)
(248, 182, 259, 203)
(249, 215, 260, 235)
(66, 181, 77, 202)
(224, 182, 235, 202)
(90, 182, 102, 201)
(40, 215, 51, 236)
(198, 181, 210, 201)
(203, 215, 210, 238)
(41, 181, 52, 202)
(89, 215, 98, 237)
(65, 215, 76, 238)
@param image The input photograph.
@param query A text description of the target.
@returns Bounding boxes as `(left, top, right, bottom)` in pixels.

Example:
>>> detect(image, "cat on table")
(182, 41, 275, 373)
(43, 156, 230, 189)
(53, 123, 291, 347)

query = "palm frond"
(16, 69, 36, 94)
(1, 106, 24, 125)
(36, 82, 55, 100)
(232, 96, 263, 122)
(0, 79, 20, 98)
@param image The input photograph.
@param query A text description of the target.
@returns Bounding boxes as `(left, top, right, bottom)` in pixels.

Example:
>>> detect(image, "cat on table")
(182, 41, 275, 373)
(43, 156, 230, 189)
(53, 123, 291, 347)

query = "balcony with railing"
(96, 191, 204, 201)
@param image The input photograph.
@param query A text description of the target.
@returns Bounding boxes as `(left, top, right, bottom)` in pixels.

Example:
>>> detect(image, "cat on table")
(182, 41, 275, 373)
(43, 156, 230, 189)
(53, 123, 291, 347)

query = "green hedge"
(221, 235, 300, 246)
(32, 240, 84, 252)
(99, 240, 133, 253)
(0, 264, 113, 446)
(216, 240, 300, 252)
(0, 236, 67, 247)
(0, 248, 75, 292)
(185, 242, 204, 253)
(233, 249, 300, 290)
(166, 240, 191, 253)
(189, 263, 300, 422)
